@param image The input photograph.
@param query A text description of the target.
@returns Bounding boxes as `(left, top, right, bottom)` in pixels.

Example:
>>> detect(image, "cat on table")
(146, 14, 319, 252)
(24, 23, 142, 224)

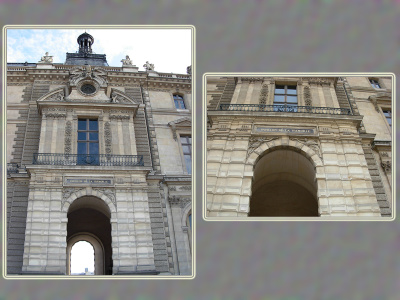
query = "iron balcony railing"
(32, 153, 144, 166)
(218, 104, 352, 115)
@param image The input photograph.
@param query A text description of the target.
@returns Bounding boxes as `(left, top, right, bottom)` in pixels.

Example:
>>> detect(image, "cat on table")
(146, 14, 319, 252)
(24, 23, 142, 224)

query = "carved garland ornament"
(303, 86, 312, 106)
(104, 121, 112, 154)
(259, 83, 269, 105)
(64, 121, 72, 154)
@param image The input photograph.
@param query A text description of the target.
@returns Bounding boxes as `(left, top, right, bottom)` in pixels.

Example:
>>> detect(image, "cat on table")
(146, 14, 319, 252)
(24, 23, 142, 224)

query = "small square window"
(369, 79, 381, 89)
(382, 109, 391, 127)
(273, 85, 298, 106)
(174, 94, 186, 109)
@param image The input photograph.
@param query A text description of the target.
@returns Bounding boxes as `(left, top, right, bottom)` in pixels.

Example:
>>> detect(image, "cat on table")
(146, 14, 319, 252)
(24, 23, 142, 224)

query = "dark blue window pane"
(184, 155, 191, 174)
(78, 142, 86, 155)
(89, 132, 98, 141)
(89, 120, 98, 131)
(89, 143, 99, 155)
(78, 119, 86, 130)
(175, 99, 186, 109)
(173, 94, 184, 100)
(78, 132, 86, 141)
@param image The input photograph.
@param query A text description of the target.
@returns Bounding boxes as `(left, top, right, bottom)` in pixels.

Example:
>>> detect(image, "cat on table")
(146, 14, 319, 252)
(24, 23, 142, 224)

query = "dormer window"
(174, 94, 186, 109)
(369, 79, 381, 89)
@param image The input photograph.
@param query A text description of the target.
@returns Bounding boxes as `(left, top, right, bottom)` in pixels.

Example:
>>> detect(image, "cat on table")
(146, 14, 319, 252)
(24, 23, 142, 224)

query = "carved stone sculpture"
(38, 52, 53, 63)
(121, 55, 133, 66)
(143, 61, 155, 71)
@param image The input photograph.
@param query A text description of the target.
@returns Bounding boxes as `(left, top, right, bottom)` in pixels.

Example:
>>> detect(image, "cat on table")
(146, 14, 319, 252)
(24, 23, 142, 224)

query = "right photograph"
(204, 74, 395, 220)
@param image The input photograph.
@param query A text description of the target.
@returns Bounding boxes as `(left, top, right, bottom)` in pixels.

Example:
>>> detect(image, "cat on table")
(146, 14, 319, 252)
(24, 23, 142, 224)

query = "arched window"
(173, 94, 186, 109)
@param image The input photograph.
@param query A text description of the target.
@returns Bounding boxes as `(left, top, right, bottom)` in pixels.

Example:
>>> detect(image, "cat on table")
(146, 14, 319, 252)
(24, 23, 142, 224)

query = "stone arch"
(67, 232, 105, 275)
(246, 137, 323, 169)
(62, 187, 116, 215)
(245, 137, 324, 216)
(181, 202, 192, 226)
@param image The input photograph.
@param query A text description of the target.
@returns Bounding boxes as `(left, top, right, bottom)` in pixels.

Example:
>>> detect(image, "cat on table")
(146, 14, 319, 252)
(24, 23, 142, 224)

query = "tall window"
(174, 94, 186, 109)
(274, 85, 297, 111)
(180, 135, 192, 174)
(77, 119, 99, 165)
(369, 79, 381, 89)
(382, 109, 391, 127)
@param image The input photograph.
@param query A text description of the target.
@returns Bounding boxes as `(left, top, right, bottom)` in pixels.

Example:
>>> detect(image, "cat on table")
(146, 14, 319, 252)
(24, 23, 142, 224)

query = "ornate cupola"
(77, 32, 94, 54)
(65, 32, 108, 66)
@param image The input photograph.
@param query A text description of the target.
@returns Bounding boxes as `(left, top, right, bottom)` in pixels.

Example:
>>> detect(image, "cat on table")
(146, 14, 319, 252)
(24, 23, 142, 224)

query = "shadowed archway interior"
(67, 196, 112, 274)
(249, 148, 319, 217)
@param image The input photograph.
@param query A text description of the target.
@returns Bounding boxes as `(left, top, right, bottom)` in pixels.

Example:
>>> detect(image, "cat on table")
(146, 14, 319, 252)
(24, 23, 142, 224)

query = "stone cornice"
(7, 66, 191, 88)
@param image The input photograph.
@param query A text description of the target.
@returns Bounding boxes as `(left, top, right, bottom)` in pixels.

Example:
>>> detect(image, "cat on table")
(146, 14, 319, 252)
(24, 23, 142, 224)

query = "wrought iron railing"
(32, 153, 144, 166)
(218, 104, 352, 115)
(7, 163, 19, 174)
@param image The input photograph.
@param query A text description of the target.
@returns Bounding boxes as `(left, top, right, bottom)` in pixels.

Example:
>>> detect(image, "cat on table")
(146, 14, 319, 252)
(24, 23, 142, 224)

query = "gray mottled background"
(1, 1, 399, 300)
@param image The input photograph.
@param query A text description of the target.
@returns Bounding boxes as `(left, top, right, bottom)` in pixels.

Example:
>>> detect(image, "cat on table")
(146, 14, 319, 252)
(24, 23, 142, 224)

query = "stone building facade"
(206, 75, 392, 218)
(6, 32, 192, 276)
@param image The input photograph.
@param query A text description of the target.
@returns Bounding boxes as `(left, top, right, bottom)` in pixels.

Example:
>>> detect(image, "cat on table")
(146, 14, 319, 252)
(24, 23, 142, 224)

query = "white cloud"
(6, 28, 192, 74)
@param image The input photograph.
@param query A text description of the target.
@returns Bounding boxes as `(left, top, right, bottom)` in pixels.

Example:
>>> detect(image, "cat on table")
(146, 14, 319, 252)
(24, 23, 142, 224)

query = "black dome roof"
(77, 32, 94, 43)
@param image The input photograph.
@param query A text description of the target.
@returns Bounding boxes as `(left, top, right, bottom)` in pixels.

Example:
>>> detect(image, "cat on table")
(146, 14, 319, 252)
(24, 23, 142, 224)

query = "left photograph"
(4, 26, 194, 278)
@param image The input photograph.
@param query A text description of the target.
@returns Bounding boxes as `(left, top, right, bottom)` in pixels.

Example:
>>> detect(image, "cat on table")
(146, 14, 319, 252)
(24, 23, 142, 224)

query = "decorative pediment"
(37, 87, 66, 102)
(110, 88, 141, 105)
(168, 117, 191, 141)
(69, 66, 108, 86)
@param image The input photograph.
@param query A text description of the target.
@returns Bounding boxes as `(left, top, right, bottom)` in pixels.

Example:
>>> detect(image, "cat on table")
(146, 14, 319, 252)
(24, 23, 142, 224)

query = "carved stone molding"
(290, 138, 322, 159)
(303, 85, 312, 106)
(110, 89, 140, 104)
(368, 95, 380, 112)
(93, 188, 117, 207)
(179, 186, 191, 191)
(380, 152, 389, 157)
(65, 121, 72, 154)
(259, 83, 268, 105)
(45, 113, 67, 119)
(168, 195, 191, 208)
(109, 114, 130, 120)
(47, 90, 64, 101)
(62, 188, 84, 206)
(241, 77, 264, 82)
(381, 161, 391, 173)
(247, 137, 279, 158)
(37, 88, 66, 102)
(303, 78, 334, 86)
(168, 117, 191, 141)
(69, 66, 108, 86)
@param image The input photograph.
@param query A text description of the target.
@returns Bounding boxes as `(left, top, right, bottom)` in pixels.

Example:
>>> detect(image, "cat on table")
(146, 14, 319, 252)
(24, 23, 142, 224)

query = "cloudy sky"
(6, 27, 192, 74)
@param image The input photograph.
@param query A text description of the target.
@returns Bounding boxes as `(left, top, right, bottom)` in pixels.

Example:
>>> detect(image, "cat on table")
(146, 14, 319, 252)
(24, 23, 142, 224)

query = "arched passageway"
(249, 148, 319, 217)
(66, 196, 112, 275)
